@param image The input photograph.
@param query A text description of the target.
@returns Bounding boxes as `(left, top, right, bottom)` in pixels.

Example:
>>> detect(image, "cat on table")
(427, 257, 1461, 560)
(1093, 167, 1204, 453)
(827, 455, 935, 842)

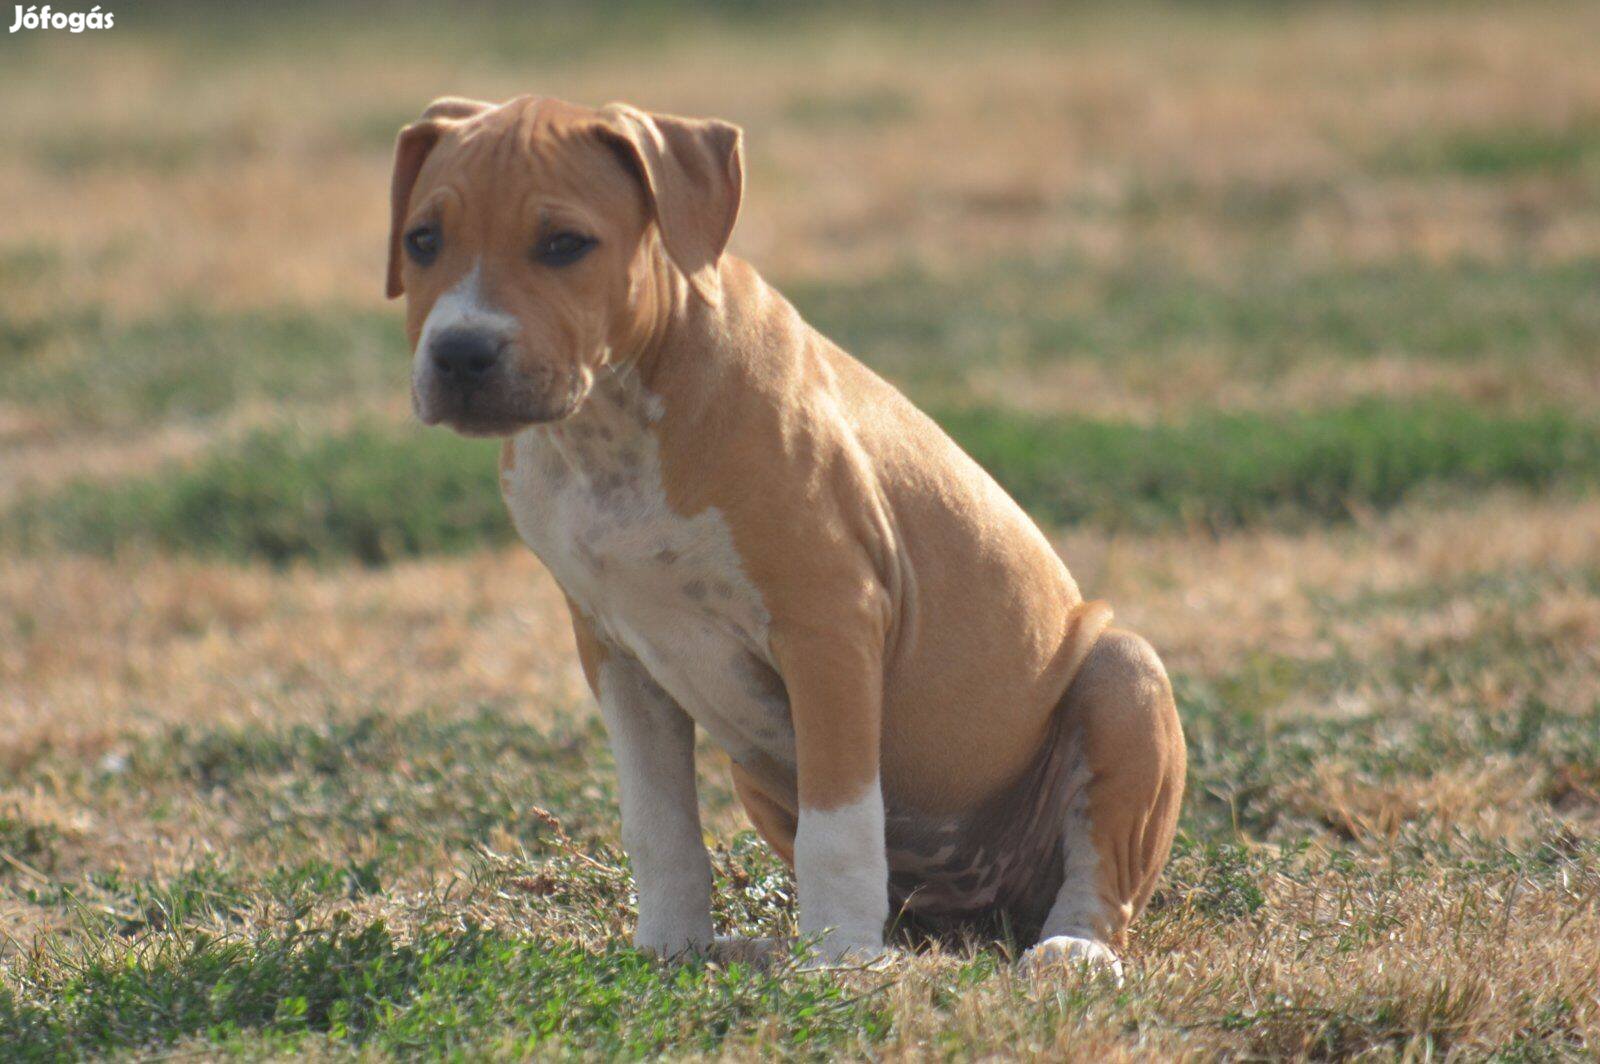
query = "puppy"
(387, 95, 1185, 972)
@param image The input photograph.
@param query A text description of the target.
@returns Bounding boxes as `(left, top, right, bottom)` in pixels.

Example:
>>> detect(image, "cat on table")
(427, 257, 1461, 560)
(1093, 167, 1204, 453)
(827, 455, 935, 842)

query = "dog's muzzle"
(414, 327, 586, 435)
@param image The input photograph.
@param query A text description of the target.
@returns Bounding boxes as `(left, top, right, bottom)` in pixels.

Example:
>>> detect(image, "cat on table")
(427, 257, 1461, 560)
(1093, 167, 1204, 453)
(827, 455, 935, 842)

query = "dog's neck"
(523, 251, 688, 472)
(528, 236, 780, 478)
(529, 360, 662, 484)
(612, 232, 773, 396)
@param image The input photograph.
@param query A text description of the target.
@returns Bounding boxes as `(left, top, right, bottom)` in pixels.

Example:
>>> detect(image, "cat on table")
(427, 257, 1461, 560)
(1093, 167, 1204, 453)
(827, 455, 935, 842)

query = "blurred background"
(1, 2, 1598, 1057)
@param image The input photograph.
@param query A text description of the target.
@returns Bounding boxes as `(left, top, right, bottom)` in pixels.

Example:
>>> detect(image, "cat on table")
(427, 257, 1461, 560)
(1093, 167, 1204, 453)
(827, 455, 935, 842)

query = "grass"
(4, 498, 1597, 1052)
(5, 424, 507, 565)
(9, 399, 1599, 563)
(0, 691, 1592, 1058)
(5, 0, 1600, 1057)
(115, 707, 637, 860)
(0, 307, 404, 431)
(0, 918, 890, 1060)
(5, 491, 1600, 1056)
(10, 255, 1597, 439)
(793, 257, 1600, 387)
(941, 398, 1600, 529)
(1378, 122, 1600, 179)
(12, 839, 1586, 1062)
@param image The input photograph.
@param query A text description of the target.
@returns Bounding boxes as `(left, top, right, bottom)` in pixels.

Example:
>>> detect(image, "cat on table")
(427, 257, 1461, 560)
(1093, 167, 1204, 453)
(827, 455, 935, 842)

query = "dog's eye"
(404, 225, 439, 266)
(534, 231, 596, 268)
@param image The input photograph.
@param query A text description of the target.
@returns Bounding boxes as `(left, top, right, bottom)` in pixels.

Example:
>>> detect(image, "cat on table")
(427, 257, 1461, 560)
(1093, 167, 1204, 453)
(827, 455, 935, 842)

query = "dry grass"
(1, 0, 1596, 494)
(5, 2, 1599, 311)
(3, 1, 1599, 1059)
(5, 492, 1598, 1056)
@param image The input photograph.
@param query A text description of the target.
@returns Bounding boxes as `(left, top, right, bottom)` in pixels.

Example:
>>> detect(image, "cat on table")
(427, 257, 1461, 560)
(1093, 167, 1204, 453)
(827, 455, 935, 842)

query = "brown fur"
(389, 94, 1186, 934)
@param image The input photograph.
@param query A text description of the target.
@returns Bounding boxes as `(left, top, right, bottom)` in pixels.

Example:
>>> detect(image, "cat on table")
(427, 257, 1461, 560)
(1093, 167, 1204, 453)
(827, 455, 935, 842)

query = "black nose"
(430, 328, 503, 382)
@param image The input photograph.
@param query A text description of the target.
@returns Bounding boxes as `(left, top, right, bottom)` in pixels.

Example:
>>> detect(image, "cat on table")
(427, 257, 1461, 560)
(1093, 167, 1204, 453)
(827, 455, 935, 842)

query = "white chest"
(499, 377, 793, 768)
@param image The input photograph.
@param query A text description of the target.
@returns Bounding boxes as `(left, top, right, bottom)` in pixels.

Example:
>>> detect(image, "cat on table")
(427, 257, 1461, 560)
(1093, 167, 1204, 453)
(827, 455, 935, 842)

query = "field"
(2, 1, 1599, 1058)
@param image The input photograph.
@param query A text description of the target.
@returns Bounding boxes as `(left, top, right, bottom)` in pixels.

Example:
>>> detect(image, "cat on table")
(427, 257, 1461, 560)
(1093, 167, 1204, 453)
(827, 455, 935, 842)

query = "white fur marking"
(794, 781, 889, 961)
(414, 260, 519, 377)
(501, 369, 791, 770)
(596, 657, 713, 955)
(1037, 755, 1105, 940)
(1022, 755, 1121, 975)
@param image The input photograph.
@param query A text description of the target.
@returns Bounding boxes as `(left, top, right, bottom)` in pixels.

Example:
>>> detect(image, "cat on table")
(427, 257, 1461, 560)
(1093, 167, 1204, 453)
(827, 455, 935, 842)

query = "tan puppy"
(387, 95, 1185, 972)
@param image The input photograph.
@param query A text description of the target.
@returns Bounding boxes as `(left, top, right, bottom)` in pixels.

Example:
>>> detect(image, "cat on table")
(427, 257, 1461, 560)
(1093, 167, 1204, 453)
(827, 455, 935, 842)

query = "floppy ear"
(596, 103, 744, 306)
(385, 97, 495, 299)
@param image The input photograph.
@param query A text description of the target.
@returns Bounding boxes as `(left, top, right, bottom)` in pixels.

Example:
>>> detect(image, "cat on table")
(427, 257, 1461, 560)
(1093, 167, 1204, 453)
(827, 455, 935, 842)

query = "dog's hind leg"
(1020, 628, 1186, 980)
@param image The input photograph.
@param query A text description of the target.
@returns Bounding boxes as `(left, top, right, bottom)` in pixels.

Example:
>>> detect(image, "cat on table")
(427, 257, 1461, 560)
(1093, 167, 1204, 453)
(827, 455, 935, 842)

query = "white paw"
(1019, 935, 1124, 984)
(798, 934, 893, 971)
(633, 921, 713, 960)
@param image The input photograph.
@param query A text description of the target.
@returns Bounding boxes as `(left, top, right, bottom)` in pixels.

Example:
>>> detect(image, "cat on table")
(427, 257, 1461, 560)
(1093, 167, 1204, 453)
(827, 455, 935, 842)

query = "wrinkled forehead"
(410, 97, 641, 228)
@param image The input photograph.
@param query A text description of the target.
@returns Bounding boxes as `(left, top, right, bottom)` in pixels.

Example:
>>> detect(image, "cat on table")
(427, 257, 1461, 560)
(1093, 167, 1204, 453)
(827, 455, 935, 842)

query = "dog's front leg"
(594, 652, 714, 957)
(778, 630, 890, 964)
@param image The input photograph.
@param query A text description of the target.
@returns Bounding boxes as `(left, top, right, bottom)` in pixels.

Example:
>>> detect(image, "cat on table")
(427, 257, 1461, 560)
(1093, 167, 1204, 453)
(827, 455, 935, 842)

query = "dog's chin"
(436, 413, 533, 439)
(414, 382, 587, 438)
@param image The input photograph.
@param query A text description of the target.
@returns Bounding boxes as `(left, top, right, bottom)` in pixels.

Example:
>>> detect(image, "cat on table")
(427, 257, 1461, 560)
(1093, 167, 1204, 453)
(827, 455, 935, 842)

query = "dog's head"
(386, 95, 743, 435)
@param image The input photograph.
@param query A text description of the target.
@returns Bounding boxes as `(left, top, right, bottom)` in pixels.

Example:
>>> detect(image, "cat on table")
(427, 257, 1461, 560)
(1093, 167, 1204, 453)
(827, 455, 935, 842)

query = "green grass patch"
(1378, 123, 1600, 178)
(0, 307, 405, 430)
(0, 917, 888, 1060)
(119, 707, 627, 858)
(9, 398, 1600, 562)
(791, 257, 1600, 385)
(7, 259, 1597, 436)
(5, 423, 505, 565)
(0, 242, 62, 286)
(942, 398, 1600, 529)
(16, 857, 385, 936)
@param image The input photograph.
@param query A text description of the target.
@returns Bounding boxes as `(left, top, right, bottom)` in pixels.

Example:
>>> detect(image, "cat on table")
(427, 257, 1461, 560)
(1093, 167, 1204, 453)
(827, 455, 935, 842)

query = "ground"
(1, 1, 1599, 1059)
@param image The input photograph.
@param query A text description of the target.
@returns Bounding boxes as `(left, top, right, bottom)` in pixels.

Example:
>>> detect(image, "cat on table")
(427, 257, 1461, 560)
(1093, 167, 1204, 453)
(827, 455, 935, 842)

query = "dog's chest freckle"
(500, 391, 788, 766)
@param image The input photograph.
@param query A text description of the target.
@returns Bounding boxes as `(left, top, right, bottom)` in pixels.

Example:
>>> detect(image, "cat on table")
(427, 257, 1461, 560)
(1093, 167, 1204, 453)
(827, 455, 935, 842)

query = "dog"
(386, 94, 1185, 973)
